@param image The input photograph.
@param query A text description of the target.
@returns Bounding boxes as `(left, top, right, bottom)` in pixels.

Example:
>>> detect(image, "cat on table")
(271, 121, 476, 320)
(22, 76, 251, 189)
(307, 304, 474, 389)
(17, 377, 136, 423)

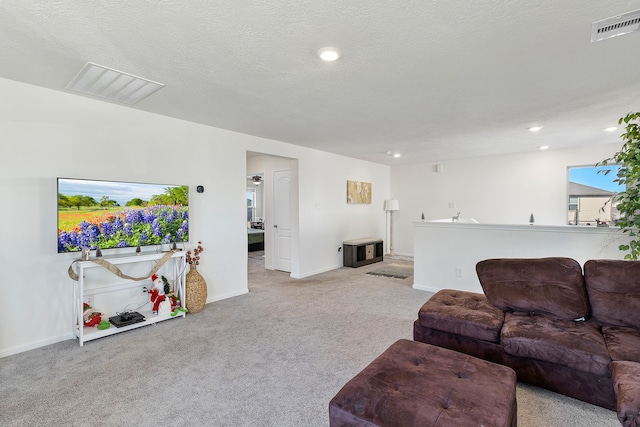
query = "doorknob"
(274, 224, 278, 228)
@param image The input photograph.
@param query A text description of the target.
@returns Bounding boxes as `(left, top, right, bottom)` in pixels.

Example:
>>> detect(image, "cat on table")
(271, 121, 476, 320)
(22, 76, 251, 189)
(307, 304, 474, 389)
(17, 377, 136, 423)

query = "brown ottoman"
(329, 339, 517, 427)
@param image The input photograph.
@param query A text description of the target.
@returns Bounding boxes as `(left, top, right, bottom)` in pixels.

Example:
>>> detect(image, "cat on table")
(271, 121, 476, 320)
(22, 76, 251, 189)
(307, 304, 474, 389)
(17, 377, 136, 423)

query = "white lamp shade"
(384, 199, 400, 211)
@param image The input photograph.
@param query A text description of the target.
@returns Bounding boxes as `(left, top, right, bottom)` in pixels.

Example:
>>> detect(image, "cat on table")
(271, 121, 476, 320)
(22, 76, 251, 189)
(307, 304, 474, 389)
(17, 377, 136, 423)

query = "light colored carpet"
(0, 254, 619, 426)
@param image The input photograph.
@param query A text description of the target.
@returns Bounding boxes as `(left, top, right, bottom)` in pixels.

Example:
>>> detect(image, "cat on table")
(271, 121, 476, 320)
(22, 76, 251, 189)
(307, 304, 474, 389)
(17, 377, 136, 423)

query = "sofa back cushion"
(584, 260, 640, 328)
(476, 257, 590, 320)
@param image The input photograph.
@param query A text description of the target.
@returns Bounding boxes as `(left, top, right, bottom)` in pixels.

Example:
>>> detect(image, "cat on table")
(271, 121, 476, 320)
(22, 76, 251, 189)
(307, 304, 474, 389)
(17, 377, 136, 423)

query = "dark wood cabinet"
(343, 238, 384, 267)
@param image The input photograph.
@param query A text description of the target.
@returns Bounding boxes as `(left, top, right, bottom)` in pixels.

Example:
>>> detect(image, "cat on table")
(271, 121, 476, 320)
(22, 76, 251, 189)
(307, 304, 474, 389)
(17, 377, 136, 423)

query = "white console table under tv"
(71, 251, 187, 346)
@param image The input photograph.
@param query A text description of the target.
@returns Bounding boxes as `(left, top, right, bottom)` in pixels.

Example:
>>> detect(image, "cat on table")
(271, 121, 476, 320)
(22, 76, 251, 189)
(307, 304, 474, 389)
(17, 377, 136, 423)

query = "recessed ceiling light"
(529, 126, 543, 132)
(539, 145, 549, 150)
(393, 153, 401, 158)
(317, 47, 341, 61)
(604, 127, 618, 132)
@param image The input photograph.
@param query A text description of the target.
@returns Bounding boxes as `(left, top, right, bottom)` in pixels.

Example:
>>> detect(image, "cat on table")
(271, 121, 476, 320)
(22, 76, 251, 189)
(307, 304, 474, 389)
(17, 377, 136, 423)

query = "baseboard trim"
(206, 288, 248, 303)
(291, 264, 339, 279)
(0, 332, 74, 359)
(412, 283, 440, 293)
(390, 251, 413, 259)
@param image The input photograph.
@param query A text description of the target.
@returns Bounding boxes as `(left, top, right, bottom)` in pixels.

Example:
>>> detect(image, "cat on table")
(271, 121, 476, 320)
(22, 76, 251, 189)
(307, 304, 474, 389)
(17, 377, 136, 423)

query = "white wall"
(413, 222, 630, 293)
(247, 151, 390, 277)
(390, 145, 623, 256)
(296, 150, 389, 276)
(0, 78, 389, 356)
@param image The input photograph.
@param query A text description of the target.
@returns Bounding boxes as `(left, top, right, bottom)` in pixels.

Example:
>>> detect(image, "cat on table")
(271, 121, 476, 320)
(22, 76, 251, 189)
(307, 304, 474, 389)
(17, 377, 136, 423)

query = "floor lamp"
(384, 199, 400, 256)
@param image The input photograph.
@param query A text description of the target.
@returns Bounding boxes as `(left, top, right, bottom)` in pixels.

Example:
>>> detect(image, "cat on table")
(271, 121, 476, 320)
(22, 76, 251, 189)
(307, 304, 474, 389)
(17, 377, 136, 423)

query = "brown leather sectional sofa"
(413, 257, 640, 427)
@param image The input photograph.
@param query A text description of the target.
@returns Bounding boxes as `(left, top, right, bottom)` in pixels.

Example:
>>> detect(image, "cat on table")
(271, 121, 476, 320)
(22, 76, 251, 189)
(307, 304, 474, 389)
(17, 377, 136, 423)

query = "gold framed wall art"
(347, 180, 371, 204)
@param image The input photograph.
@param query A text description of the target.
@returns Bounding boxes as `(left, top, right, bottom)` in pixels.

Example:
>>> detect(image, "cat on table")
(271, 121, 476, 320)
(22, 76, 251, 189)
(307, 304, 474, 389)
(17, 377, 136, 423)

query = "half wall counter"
(413, 221, 630, 293)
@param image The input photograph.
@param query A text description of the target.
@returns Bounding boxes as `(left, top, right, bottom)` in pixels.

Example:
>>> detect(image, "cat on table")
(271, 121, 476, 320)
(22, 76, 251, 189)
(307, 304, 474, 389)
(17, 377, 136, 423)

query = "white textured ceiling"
(1, 1, 639, 165)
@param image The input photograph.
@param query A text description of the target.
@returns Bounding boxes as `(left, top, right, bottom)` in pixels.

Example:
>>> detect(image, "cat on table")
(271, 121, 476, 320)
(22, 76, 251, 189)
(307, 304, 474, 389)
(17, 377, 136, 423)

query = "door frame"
(246, 151, 299, 277)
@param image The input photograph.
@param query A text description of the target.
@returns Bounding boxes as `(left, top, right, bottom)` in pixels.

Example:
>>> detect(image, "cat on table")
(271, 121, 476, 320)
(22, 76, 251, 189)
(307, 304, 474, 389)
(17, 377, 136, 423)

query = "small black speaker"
(196, 185, 204, 193)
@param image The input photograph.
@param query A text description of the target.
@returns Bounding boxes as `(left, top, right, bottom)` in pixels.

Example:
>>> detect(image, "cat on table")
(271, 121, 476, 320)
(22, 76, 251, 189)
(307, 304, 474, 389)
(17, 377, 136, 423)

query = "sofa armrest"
(611, 361, 640, 427)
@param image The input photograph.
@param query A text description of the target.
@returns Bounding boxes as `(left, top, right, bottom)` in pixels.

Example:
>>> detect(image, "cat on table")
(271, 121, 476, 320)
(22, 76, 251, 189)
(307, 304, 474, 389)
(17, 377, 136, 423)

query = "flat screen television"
(57, 178, 189, 253)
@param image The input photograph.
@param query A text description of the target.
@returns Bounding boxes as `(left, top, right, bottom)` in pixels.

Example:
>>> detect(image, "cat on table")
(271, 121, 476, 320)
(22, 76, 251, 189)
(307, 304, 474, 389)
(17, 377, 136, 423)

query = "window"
(246, 173, 263, 225)
(567, 165, 623, 225)
(247, 190, 256, 222)
(568, 196, 578, 212)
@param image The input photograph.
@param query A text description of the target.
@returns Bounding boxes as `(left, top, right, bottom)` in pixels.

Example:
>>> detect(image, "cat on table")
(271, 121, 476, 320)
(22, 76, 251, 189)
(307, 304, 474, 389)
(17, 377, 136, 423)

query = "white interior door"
(273, 170, 291, 272)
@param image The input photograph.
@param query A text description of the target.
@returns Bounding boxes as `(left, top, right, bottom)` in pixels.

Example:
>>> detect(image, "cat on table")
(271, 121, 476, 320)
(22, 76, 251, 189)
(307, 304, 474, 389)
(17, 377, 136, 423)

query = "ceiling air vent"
(591, 9, 640, 42)
(67, 62, 164, 104)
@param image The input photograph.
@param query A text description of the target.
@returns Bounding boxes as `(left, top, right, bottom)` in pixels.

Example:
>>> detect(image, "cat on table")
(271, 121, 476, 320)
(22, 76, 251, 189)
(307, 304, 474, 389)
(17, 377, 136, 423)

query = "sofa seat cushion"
(476, 257, 590, 320)
(418, 290, 504, 343)
(611, 361, 640, 427)
(603, 326, 640, 363)
(501, 312, 611, 376)
(584, 260, 640, 329)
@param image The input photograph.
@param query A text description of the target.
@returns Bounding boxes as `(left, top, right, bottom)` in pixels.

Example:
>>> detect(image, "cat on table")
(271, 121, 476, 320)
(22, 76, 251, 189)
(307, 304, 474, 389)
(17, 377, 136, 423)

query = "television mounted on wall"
(57, 178, 189, 253)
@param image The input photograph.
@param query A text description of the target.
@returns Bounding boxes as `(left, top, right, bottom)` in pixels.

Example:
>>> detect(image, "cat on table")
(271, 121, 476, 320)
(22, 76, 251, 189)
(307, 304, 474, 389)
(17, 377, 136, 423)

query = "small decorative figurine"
(171, 307, 189, 317)
(83, 302, 102, 327)
(97, 320, 110, 330)
(81, 246, 90, 261)
(161, 275, 171, 294)
(158, 299, 171, 315)
(149, 274, 166, 314)
(95, 247, 102, 258)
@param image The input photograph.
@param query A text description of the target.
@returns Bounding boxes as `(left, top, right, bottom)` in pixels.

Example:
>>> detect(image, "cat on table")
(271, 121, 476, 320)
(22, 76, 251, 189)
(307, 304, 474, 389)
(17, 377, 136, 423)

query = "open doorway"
(246, 151, 299, 281)
(247, 172, 265, 267)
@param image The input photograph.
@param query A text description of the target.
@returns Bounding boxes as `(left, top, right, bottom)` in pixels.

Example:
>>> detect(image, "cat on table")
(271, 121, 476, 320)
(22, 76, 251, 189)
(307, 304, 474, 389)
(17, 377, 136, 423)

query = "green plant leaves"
(606, 112, 640, 260)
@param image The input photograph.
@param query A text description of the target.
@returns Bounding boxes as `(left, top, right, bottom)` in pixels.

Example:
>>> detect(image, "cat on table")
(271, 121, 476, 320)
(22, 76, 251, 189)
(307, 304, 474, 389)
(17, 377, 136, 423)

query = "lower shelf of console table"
(76, 309, 186, 343)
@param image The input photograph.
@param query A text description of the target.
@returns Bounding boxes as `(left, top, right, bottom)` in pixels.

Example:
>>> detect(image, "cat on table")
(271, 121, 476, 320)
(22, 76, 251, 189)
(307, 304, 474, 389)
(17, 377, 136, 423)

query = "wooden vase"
(185, 266, 207, 313)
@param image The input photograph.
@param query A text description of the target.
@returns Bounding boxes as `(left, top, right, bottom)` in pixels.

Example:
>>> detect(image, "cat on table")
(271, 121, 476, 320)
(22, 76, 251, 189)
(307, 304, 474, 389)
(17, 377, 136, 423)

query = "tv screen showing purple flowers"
(57, 178, 189, 253)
